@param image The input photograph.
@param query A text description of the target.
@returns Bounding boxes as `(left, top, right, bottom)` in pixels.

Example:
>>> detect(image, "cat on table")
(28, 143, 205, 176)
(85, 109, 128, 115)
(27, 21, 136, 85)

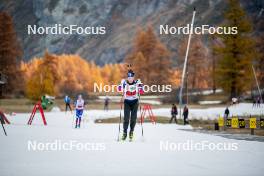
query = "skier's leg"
(78, 110, 83, 128)
(128, 100, 138, 141)
(123, 100, 130, 134)
(130, 100, 139, 133)
(75, 110, 80, 128)
(78, 117, 81, 128)
(75, 118, 78, 128)
(69, 104, 72, 112)
(67, 104, 70, 112)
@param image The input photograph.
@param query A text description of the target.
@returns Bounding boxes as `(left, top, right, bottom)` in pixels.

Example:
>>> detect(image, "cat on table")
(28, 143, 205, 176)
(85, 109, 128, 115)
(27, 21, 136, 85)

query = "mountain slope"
(0, 0, 263, 65)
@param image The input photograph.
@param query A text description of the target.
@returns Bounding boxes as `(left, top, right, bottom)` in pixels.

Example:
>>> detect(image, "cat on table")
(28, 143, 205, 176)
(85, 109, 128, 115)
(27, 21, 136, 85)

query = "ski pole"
(72, 110, 76, 128)
(1, 122, 7, 136)
(138, 94, 144, 137)
(117, 98, 123, 141)
(0, 115, 7, 136)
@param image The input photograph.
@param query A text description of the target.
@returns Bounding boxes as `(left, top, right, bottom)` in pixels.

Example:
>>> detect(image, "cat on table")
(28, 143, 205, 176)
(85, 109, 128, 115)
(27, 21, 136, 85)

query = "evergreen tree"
(125, 26, 171, 85)
(25, 51, 59, 100)
(178, 36, 209, 89)
(26, 66, 55, 100)
(132, 52, 148, 83)
(109, 64, 121, 85)
(41, 51, 60, 84)
(101, 64, 112, 85)
(150, 42, 171, 85)
(0, 12, 22, 97)
(256, 34, 264, 88)
(214, 0, 256, 98)
(63, 72, 79, 96)
(209, 35, 223, 94)
(90, 62, 104, 86)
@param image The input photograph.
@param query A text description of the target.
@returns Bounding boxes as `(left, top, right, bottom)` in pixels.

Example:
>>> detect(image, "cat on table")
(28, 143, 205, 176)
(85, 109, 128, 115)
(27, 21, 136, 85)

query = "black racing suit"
(123, 99, 139, 134)
(119, 79, 143, 134)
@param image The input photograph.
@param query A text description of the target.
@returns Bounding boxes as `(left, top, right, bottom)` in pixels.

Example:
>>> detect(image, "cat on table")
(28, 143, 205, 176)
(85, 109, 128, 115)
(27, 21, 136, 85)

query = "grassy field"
(0, 98, 116, 113)
(0, 99, 35, 113)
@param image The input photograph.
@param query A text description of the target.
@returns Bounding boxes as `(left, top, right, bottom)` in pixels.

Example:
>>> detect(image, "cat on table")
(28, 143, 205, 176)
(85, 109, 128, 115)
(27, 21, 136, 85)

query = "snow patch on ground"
(0, 112, 263, 175)
(199, 100, 222, 105)
(51, 106, 61, 112)
(152, 103, 263, 120)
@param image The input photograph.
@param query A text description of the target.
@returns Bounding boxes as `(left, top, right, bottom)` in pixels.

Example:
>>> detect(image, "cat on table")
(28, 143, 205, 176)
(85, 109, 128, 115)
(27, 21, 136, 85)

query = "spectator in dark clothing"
(64, 95, 72, 113)
(224, 107, 229, 118)
(252, 98, 256, 108)
(104, 96, 110, 111)
(183, 105, 189, 125)
(169, 104, 178, 123)
(257, 97, 261, 108)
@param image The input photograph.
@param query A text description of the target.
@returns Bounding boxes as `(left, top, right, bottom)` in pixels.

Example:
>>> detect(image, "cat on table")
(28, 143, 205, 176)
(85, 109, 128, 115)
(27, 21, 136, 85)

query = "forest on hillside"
(0, 0, 263, 101)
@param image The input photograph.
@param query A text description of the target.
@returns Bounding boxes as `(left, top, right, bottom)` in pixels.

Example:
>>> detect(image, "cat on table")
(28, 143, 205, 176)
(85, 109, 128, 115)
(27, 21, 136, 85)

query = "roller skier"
(118, 67, 144, 141)
(74, 94, 85, 128)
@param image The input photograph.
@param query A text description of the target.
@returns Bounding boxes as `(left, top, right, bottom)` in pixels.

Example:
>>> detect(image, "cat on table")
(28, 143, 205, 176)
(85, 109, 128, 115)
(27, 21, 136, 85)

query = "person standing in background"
(169, 104, 178, 123)
(224, 107, 229, 118)
(64, 95, 72, 113)
(257, 97, 261, 108)
(183, 105, 189, 125)
(104, 96, 110, 111)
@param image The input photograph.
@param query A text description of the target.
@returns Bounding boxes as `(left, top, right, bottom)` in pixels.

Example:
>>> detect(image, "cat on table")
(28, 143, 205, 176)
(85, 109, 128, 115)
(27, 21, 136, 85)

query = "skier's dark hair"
(127, 64, 135, 77)
(127, 69, 135, 77)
